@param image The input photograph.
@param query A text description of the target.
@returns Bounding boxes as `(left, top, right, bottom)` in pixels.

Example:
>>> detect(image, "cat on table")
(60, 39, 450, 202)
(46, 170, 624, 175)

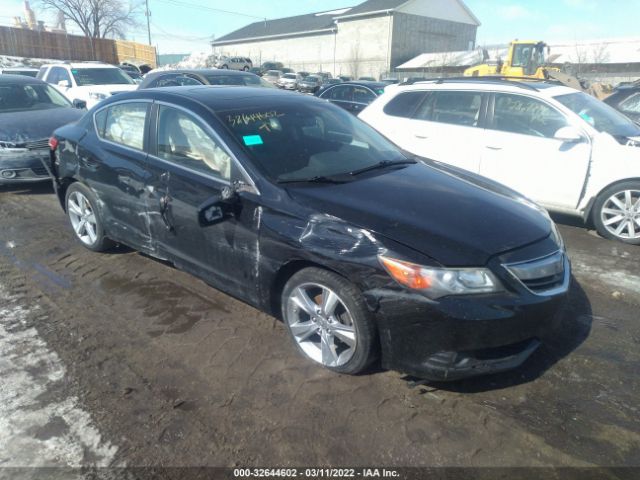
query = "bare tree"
(37, 0, 141, 42)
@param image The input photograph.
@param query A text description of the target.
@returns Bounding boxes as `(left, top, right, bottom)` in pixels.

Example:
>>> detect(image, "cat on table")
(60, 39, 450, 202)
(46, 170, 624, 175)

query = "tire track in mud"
(1, 188, 638, 467)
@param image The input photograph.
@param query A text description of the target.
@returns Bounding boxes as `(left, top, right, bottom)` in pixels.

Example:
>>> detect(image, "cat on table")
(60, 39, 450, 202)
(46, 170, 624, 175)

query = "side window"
(353, 87, 376, 104)
(101, 103, 147, 150)
(36, 66, 48, 80)
(620, 93, 640, 114)
(383, 91, 428, 118)
(94, 109, 108, 137)
(492, 93, 568, 138)
(151, 75, 203, 88)
(157, 106, 231, 180)
(326, 86, 352, 101)
(414, 91, 482, 127)
(49, 67, 71, 86)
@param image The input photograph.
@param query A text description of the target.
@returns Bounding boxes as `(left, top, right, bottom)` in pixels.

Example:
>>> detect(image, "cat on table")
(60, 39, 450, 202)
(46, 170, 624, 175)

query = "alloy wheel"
(285, 283, 357, 367)
(601, 189, 640, 240)
(67, 191, 98, 246)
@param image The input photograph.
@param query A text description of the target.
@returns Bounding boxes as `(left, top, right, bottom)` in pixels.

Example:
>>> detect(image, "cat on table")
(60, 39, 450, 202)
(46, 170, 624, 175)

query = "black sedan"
(49, 87, 569, 380)
(138, 69, 275, 89)
(0, 75, 84, 184)
(297, 75, 323, 94)
(316, 81, 387, 115)
(604, 81, 640, 123)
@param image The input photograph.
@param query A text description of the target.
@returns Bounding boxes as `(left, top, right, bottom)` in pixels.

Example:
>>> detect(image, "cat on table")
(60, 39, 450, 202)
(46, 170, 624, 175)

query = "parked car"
(276, 73, 302, 90)
(381, 78, 400, 85)
(316, 78, 342, 97)
(0, 75, 84, 184)
(263, 70, 283, 84)
(297, 75, 323, 94)
(138, 69, 275, 90)
(249, 67, 263, 76)
(358, 76, 377, 82)
(123, 70, 144, 84)
(297, 71, 310, 79)
(214, 56, 252, 71)
(0, 67, 39, 77)
(338, 75, 353, 82)
(315, 72, 333, 82)
(360, 78, 640, 244)
(37, 62, 137, 109)
(261, 61, 284, 72)
(317, 81, 386, 115)
(281, 68, 295, 74)
(48, 86, 569, 380)
(604, 81, 640, 124)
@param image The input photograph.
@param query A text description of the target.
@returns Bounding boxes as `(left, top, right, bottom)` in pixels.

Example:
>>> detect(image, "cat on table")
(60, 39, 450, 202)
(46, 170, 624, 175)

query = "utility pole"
(145, 0, 152, 45)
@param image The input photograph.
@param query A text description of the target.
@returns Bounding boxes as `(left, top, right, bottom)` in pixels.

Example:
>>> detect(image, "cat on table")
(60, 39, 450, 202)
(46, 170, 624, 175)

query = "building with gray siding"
(211, 0, 479, 79)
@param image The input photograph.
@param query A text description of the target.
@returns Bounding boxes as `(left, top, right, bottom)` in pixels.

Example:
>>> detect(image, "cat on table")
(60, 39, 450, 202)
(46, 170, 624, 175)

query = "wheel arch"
(56, 177, 78, 211)
(583, 177, 640, 222)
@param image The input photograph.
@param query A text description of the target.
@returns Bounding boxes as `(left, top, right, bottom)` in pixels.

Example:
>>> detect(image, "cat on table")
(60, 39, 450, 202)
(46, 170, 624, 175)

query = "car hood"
(286, 162, 552, 266)
(77, 84, 138, 95)
(0, 108, 84, 144)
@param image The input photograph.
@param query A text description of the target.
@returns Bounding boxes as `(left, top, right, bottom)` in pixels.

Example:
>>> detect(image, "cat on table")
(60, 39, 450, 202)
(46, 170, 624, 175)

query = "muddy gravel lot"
(0, 182, 639, 474)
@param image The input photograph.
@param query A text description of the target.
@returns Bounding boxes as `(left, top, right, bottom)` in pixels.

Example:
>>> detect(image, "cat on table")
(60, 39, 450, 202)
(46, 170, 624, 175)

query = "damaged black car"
(49, 86, 570, 380)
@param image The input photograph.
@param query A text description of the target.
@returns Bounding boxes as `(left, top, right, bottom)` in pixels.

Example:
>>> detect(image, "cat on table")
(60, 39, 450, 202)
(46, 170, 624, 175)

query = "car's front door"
(146, 103, 261, 300)
(479, 92, 592, 209)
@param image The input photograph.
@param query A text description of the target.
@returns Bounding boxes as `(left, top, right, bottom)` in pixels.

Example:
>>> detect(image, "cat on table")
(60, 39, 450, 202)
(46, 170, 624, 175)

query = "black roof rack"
(399, 76, 564, 92)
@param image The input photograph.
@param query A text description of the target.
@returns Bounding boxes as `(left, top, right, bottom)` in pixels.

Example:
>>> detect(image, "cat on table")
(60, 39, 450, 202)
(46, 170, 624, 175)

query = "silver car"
(276, 73, 301, 90)
(214, 56, 252, 71)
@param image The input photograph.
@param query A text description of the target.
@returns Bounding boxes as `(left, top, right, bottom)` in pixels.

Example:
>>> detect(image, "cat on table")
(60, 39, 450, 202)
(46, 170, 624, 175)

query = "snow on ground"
(149, 51, 216, 73)
(0, 55, 59, 69)
(0, 283, 118, 469)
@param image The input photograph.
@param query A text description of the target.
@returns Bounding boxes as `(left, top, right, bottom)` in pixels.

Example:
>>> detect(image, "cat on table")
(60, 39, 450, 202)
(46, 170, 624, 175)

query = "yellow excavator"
(464, 40, 609, 99)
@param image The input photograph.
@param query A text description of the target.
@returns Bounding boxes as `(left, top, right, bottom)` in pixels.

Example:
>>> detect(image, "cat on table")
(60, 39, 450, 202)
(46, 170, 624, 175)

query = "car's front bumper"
(0, 152, 51, 184)
(373, 289, 566, 380)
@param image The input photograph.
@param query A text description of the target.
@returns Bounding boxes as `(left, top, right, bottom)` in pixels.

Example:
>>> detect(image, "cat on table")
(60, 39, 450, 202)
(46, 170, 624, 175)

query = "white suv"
(360, 78, 640, 244)
(213, 56, 252, 71)
(37, 62, 138, 109)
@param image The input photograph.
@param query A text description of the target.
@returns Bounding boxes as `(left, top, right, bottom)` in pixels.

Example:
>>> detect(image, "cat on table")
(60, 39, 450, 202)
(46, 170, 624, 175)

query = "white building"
(211, 0, 480, 79)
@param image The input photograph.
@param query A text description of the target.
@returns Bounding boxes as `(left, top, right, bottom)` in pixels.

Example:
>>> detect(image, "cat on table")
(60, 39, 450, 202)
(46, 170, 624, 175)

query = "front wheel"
(281, 268, 377, 374)
(65, 183, 114, 252)
(593, 181, 640, 245)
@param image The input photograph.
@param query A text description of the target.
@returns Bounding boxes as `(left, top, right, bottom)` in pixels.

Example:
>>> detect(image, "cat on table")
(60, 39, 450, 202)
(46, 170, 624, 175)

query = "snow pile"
(150, 51, 218, 73)
(0, 55, 59, 69)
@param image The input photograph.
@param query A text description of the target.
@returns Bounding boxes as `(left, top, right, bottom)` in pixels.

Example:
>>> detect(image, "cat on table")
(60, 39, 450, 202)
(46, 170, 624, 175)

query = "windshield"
(283, 74, 297, 79)
(204, 74, 275, 88)
(304, 76, 320, 83)
(0, 83, 71, 112)
(218, 100, 407, 183)
(555, 92, 640, 137)
(71, 68, 135, 86)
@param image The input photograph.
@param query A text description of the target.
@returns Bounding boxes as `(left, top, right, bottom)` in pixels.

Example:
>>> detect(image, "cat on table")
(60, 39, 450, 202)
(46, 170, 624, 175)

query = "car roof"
(104, 85, 321, 111)
(40, 62, 117, 69)
(146, 69, 254, 77)
(0, 74, 47, 85)
(339, 81, 387, 90)
(393, 79, 578, 98)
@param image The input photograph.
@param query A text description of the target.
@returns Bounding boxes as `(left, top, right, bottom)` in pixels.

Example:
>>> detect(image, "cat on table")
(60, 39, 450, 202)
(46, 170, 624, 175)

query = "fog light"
(1, 170, 17, 179)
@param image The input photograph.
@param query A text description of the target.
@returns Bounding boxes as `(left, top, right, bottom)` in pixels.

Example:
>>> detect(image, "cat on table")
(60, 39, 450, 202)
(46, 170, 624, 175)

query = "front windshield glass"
(204, 74, 275, 88)
(218, 101, 407, 183)
(555, 92, 640, 137)
(71, 68, 135, 86)
(304, 76, 320, 83)
(0, 83, 71, 112)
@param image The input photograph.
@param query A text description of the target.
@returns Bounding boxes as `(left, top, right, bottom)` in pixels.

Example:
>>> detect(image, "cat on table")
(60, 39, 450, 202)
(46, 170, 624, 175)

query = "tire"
(281, 267, 377, 374)
(243, 66, 249, 71)
(65, 182, 114, 252)
(221, 65, 228, 69)
(592, 181, 640, 245)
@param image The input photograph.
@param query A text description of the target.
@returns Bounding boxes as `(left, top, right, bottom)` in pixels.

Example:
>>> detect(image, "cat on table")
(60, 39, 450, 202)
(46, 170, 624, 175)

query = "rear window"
(203, 74, 275, 88)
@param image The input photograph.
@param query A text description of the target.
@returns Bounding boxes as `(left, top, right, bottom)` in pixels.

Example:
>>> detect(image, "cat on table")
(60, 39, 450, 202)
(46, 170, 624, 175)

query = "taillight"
(48, 137, 59, 150)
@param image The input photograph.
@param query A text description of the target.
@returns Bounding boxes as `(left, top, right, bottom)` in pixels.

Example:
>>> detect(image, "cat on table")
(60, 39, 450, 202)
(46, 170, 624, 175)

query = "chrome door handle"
(486, 145, 503, 150)
(414, 134, 428, 139)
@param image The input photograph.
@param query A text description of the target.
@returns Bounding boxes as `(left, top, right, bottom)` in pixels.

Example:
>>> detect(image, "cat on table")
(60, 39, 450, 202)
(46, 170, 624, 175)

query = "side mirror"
(72, 99, 87, 110)
(554, 126, 585, 143)
(57, 80, 70, 89)
(197, 186, 239, 226)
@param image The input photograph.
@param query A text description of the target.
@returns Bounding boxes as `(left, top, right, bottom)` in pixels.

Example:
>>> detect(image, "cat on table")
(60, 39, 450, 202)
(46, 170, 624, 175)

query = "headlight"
(88, 92, 108, 101)
(379, 255, 503, 299)
(550, 221, 564, 249)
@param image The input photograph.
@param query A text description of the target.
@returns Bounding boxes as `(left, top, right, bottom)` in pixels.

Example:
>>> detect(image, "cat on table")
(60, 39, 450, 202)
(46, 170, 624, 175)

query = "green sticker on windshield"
(243, 135, 263, 146)
(71, 69, 78, 74)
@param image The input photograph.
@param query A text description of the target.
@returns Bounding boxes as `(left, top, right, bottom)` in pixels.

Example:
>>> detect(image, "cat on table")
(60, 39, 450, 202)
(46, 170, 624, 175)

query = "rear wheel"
(281, 268, 377, 374)
(593, 181, 640, 245)
(65, 183, 114, 252)
(243, 66, 249, 71)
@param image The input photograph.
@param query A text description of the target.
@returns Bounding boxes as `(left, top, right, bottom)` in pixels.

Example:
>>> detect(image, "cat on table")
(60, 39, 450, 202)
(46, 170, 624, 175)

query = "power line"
(153, 0, 265, 20)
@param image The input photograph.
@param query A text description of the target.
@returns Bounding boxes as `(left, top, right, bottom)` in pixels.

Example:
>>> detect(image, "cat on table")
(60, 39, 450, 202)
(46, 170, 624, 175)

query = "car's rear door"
(145, 102, 261, 300)
(479, 92, 591, 209)
(87, 100, 155, 251)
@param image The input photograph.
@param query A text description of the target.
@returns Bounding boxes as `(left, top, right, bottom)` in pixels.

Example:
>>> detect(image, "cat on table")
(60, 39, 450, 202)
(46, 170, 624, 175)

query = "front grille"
(504, 250, 568, 295)
(31, 166, 49, 176)
(26, 139, 49, 150)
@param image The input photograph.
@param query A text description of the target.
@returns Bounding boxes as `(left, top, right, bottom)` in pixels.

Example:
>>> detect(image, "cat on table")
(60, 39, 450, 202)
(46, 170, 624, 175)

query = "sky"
(0, 0, 638, 54)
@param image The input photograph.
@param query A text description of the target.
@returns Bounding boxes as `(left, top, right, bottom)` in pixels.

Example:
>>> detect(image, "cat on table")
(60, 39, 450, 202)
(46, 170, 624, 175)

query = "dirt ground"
(0, 182, 639, 472)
